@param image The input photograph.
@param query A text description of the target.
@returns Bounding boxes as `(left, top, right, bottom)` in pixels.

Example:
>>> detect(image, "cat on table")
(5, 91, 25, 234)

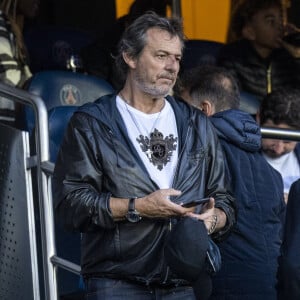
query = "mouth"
(159, 76, 175, 83)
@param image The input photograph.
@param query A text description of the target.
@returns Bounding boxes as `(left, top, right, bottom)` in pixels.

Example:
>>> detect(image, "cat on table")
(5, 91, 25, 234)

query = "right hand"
(136, 188, 194, 218)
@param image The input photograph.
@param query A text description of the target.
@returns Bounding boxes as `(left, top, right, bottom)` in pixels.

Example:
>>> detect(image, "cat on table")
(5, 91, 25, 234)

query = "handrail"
(261, 127, 300, 141)
(0, 82, 58, 300)
(51, 256, 81, 275)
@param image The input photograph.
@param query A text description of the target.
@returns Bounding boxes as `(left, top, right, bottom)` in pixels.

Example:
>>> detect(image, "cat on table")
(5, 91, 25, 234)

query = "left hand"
(280, 23, 300, 58)
(280, 40, 300, 58)
(186, 197, 226, 234)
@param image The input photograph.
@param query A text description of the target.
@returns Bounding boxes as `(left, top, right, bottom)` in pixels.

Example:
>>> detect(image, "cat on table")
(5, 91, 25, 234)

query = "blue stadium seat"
(24, 70, 115, 133)
(48, 106, 78, 163)
(182, 39, 224, 70)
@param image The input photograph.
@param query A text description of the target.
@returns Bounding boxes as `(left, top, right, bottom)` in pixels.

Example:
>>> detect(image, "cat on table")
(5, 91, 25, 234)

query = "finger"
(163, 188, 182, 197)
(206, 197, 215, 209)
(186, 211, 204, 220)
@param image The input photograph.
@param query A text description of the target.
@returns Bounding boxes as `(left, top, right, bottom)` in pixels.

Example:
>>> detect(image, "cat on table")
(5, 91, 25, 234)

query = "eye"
(157, 54, 166, 60)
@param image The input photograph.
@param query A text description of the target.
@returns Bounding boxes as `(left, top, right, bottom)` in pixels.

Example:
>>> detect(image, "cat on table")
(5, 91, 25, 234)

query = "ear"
(242, 24, 256, 41)
(122, 52, 137, 69)
(201, 100, 215, 116)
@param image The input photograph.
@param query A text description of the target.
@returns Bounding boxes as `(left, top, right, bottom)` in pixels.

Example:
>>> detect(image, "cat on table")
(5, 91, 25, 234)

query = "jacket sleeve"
(204, 118, 236, 241)
(52, 112, 116, 233)
(277, 179, 300, 299)
(0, 14, 23, 87)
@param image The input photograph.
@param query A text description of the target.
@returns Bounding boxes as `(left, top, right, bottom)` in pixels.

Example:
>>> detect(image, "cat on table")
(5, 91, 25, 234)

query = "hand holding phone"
(182, 197, 210, 208)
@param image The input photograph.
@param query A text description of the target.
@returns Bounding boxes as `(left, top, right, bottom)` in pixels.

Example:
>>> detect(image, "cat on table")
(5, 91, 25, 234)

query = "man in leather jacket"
(52, 12, 236, 300)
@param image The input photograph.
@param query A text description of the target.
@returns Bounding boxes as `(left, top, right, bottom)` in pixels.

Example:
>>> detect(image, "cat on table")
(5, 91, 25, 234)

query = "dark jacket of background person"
(209, 109, 286, 300)
(52, 94, 236, 285)
(278, 178, 300, 300)
(218, 39, 300, 101)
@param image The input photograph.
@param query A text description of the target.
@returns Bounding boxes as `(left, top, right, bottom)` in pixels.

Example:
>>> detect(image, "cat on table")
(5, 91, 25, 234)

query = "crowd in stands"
(1, 0, 300, 299)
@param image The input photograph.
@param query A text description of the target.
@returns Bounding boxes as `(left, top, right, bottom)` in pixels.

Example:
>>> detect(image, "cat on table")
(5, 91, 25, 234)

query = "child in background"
(218, 0, 300, 102)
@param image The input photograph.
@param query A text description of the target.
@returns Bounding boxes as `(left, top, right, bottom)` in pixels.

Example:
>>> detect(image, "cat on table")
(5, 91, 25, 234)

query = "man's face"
(247, 5, 283, 50)
(261, 119, 298, 158)
(130, 28, 182, 98)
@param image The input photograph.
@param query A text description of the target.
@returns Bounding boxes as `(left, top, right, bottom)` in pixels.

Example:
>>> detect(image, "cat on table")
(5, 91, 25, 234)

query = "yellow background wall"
(115, 0, 231, 43)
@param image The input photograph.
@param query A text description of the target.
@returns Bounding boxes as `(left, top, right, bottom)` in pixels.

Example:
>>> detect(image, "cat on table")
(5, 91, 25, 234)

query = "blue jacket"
(278, 178, 300, 300)
(209, 109, 286, 300)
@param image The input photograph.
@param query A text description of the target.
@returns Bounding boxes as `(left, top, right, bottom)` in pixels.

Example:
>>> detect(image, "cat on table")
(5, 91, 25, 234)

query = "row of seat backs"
(24, 23, 224, 74)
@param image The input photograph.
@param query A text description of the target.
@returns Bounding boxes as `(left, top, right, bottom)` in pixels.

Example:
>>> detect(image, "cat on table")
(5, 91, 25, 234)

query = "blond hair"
(0, 0, 27, 64)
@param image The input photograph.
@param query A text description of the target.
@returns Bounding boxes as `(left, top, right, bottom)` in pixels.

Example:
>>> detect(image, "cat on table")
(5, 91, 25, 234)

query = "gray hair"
(114, 11, 185, 84)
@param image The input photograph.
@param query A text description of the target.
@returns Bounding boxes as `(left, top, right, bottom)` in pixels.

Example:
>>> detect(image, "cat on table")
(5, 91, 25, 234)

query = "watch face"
(126, 210, 141, 223)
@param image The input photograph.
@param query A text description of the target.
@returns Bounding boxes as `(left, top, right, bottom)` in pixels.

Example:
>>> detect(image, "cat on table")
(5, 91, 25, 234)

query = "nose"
(271, 140, 285, 154)
(165, 55, 179, 72)
(278, 22, 283, 35)
(276, 19, 284, 34)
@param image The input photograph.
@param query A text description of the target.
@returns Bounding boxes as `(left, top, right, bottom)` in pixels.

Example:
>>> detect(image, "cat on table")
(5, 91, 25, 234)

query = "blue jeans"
(85, 278, 196, 300)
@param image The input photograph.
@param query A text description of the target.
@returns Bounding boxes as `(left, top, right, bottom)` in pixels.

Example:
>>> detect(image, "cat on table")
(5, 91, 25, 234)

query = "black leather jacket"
(53, 94, 236, 285)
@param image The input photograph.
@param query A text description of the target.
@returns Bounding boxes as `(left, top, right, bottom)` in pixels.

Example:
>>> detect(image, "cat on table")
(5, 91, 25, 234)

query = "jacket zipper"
(171, 121, 192, 190)
(267, 64, 272, 94)
(161, 121, 193, 284)
(161, 219, 172, 284)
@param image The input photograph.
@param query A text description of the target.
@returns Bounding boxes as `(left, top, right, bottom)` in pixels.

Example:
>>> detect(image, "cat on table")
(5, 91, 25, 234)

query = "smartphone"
(182, 197, 211, 208)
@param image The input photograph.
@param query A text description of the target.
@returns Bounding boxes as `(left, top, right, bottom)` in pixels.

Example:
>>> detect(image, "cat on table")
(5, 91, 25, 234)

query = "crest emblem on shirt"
(60, 84, 81, 105)
(137, 129, 177, 171)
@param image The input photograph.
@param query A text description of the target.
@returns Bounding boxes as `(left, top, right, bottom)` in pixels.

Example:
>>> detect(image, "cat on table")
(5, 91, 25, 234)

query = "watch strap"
(128, 197, 136, 212)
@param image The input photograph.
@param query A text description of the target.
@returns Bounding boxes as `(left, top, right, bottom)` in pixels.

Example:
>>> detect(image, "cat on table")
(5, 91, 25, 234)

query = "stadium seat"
(48, 106, 78, 162)
(24, 70, 115, 133)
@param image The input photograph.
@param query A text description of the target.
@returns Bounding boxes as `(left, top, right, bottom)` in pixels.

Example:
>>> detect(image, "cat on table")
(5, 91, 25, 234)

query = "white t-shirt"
(117, 96, 178, 188)
(264, 151, 300, 194)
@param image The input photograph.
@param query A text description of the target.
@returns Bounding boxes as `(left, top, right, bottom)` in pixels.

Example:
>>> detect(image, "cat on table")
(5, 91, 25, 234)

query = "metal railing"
(261, 127, 300, 141)
(0, 82, 58, 300)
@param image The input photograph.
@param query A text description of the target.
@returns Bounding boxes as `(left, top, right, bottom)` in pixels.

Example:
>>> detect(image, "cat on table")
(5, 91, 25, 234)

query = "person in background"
(181, 65, 286, 299)
(218, 0, 300, 102)
(0, 0, 39, 126)
(53, 12, 236, 300)
(257, 87, 300, 202)
(278, 178, 300, 300)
